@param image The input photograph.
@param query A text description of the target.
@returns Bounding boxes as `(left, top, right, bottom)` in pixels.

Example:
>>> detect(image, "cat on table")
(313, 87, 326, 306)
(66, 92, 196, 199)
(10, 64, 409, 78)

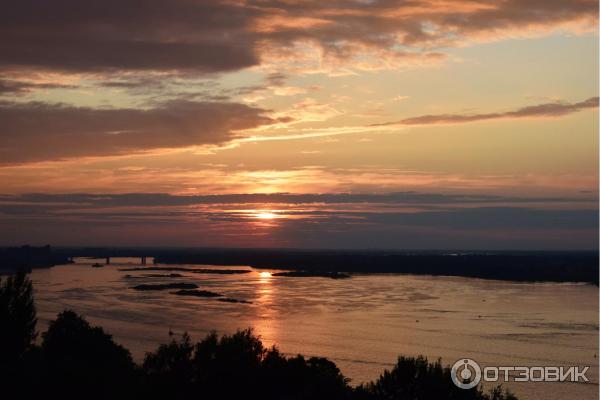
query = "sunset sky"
(0, 0, 598, 249)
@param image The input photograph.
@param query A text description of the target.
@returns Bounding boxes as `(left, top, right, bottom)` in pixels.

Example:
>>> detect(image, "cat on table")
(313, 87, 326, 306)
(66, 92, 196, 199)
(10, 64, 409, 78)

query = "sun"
(255, 211, 277, 220)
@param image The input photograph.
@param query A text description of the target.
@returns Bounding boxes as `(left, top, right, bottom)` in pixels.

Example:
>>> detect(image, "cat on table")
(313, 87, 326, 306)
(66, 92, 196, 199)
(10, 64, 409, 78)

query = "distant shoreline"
(2, 246, 598, 285)
(151, 251, 598, 285)
(0, 245, 71, 273)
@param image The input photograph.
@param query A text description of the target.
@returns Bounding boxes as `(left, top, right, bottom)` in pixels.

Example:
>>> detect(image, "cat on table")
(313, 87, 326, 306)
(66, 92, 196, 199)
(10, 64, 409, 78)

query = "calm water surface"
(30, 258, 598, 400)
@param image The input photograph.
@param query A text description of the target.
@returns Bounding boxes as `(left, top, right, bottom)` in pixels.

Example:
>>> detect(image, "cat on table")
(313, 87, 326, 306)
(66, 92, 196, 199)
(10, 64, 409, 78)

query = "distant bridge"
(103, 256, 148, 265)
(63, 248, 158, 265)
(66, 255, 150, 265)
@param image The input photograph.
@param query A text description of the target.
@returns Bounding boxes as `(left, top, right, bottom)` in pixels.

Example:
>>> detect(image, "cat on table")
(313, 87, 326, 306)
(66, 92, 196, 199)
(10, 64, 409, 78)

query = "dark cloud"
(267, 209, 598, 250)
(0, 100, 273, 164)
(0, 0, 258, 73)
(373, 97, 599, 127)
(100, 80, 164, 90)
(0, 192, 594, 210)
(98, 77, 236, 104)
(266, 73, 288, 87)
(3, 205, 596, 230)
(0, 192, 596, 249)
(0, 0, 595, 74)
(0, 79, 74, 94)
(435, 0, 597, 39)
(363, 207, 598, 230)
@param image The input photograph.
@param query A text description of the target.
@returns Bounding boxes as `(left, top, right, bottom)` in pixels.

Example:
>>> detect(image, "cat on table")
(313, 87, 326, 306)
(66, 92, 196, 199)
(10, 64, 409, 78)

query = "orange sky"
(0, 0, 598, 249)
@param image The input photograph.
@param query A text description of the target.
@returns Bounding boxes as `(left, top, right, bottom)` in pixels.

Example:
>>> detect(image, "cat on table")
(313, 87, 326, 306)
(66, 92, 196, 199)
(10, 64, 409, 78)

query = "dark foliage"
(356, 356, 517, 400)
(140, 329, 353, 400)
(0, 270, 37, 361)
(39, 310, 137, 399)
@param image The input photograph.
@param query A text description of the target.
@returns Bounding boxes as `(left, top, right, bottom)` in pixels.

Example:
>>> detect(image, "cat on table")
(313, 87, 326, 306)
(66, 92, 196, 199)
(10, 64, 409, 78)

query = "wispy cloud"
(0, 79, 75, 94)
(375, 97, 599, 127)
(244, 96, 599, 143)
(2, 191, 595, 208)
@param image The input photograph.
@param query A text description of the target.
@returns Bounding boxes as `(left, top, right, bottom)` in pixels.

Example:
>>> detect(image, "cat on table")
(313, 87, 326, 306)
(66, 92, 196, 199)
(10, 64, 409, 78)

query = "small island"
(171, 289, 223, 297)
(131, 283, 198, 291)
(272, 271, 351, 279)
(120, 266, 251, 275)
(217, 297, 253, 304)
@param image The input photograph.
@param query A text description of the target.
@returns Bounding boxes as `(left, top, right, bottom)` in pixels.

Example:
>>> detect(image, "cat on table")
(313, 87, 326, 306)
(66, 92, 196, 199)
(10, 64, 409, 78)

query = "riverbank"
(151, 249, 598, 284)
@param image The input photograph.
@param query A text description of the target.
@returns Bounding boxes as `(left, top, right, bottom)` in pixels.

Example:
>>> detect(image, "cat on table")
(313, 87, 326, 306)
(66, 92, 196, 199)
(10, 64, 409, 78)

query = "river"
(29, 258, 598, 399)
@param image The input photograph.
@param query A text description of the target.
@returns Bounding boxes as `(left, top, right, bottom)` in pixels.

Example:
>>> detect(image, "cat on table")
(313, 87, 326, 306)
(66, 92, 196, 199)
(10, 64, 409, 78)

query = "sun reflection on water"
(252, 270, 279, 348)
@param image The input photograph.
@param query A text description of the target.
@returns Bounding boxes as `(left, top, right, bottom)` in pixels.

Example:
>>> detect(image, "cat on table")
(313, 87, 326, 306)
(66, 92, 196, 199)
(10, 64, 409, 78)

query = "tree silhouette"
(142, 332, 195, 398)
(263, 353, 352, 400)
(0, 269, 37, 362)
(357, 355, 516, 400)
(140, 328, 355, 399)
(41, 310, 137, 399)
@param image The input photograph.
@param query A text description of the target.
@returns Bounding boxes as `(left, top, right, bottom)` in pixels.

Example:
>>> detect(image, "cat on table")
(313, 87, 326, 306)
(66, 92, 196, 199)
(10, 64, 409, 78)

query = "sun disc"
(256, 212, 277, 220)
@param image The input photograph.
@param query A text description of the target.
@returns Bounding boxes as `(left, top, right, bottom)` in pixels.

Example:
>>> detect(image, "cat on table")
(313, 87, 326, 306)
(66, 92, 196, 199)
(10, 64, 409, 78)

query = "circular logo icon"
(451, 358, 482, 389)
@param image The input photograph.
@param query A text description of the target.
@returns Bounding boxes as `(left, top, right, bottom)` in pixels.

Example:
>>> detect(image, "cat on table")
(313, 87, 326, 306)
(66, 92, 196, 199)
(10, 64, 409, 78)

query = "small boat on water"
(91, 263, 104, 268)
